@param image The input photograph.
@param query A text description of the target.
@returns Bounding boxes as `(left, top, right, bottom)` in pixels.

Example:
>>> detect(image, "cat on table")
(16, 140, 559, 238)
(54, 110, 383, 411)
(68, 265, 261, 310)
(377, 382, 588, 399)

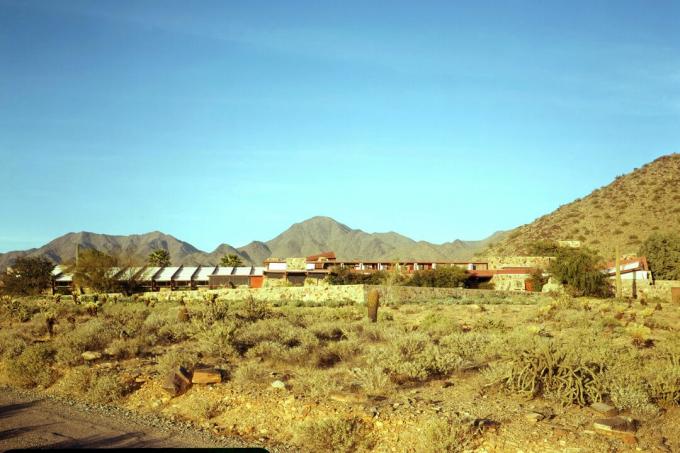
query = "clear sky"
(1, 0, 678, 253)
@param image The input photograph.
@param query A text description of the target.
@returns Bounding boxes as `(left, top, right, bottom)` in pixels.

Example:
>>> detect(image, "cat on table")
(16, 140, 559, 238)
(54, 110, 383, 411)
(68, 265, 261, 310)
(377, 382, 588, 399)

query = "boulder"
(81, 351, 102, 361)
(593, 416, 636, 434)
(192, 367, 222, 385)
(271, 380, 286, 390)
(163, 366, 192, 396)
(593, 416, 637, 444)
(591, 402, 618, 417)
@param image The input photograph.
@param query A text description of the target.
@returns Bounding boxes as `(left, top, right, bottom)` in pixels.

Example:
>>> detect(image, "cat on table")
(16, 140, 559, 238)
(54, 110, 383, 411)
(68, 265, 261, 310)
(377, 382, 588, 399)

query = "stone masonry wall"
(363, 285, 542, 304)
(635, 280, 680, 302)
(142, 284, 366, 304)
(485, 256, 553, 270)
(141, 284, 544, 305)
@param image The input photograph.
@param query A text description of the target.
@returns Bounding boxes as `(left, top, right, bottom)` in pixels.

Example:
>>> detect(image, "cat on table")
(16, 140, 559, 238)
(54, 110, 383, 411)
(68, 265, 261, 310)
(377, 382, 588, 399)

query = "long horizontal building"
(51, 265, 265, 293)
(263, 252, 539, 289)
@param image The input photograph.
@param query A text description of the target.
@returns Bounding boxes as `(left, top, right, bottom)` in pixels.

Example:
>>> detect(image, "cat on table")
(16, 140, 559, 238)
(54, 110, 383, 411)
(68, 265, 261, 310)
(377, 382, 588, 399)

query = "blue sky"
(1, 0, 678, 253)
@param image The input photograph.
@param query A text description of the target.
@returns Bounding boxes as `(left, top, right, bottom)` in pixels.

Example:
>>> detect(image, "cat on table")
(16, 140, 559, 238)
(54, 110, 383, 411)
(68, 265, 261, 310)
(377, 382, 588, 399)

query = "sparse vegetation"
(2, 291, 680, 450)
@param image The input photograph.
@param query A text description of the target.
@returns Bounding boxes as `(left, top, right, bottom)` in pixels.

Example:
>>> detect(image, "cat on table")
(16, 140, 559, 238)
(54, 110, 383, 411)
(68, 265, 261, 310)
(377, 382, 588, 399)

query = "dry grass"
(2, 292, 680, 450)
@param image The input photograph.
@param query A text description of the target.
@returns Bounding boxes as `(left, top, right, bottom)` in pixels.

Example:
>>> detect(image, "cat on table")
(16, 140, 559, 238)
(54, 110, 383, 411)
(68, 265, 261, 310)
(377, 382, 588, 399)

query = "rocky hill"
(484, 153, 680, 259)
(0, 217, 503, 270)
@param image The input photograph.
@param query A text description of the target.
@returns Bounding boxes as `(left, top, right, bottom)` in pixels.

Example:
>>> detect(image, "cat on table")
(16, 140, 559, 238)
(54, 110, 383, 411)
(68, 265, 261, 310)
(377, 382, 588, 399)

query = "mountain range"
(2, 153, 678, 270)
(0, 217, 506, 270)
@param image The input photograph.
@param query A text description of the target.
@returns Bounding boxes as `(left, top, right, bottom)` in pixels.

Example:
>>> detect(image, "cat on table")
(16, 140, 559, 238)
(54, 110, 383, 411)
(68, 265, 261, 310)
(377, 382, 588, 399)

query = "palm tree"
(148, 249, 171, 267)
(220, 254, 243, 267)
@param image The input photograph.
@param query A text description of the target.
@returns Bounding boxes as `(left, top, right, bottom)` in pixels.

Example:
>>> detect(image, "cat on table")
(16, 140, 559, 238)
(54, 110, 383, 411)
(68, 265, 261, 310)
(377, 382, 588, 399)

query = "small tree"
(148, 249, 171, 267)
(0, 256, 54, 296)
(527, 268, 548, 292)
(548, 248, 611, 297)
(407, 266, 469, 288)
(639, 232, 680, 280)
(68, 249, 119, 293)
(220, 254, 243, 267)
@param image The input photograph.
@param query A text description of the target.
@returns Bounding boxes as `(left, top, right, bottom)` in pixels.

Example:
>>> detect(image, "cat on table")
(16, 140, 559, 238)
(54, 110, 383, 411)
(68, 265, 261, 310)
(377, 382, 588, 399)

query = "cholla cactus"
(85, 301, 98, 317)
(177, 306, 190, 322)
(367, 288, 380, 323)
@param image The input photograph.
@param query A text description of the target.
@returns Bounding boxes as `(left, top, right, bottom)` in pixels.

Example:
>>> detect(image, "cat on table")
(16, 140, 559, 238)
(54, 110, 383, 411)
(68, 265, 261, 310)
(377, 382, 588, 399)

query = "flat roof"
(154, 266, 180, 282)
(214, 266, 234, 276)
(232, 266, 253, 276)
(194, 266, 216, 281)
(138, 266, 161, 282)
(175, 266, 198, 281)
(117, 267, 143, 280)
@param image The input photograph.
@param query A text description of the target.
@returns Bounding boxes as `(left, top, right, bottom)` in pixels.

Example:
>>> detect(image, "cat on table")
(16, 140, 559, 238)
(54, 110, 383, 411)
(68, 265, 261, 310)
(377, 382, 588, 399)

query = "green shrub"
(639, 232, 680, 280)
(548, 248, 611, 297)
(406, 266, 469, 288)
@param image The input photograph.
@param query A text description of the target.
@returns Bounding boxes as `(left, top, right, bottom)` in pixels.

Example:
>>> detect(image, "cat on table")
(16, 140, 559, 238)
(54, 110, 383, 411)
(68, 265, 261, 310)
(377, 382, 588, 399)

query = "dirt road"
(0, 387, 258, 450)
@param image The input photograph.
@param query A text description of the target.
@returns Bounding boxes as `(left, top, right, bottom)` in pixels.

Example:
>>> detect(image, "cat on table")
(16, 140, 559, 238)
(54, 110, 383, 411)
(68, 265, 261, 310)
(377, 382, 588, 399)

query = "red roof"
(603, 256, 649, 272)
(306, 251, 336, 261)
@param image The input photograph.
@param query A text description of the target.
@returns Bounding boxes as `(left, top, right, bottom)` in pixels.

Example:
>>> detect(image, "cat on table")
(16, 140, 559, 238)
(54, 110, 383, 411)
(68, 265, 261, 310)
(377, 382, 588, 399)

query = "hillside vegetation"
(484, 154, 680, 259)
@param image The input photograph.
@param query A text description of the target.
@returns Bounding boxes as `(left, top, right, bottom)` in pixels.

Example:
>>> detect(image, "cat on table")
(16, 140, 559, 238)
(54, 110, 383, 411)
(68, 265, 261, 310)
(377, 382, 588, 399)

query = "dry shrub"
(144, 310, 192, 344)
(293, 416, 373, 453)
(647, 340, 680, 405)
(419, 313, 461, 340)
(58, 367, 130, 404)
(155, 348, 200, 377)
(0, 329, 26, 359)
(193, 321, 238, 360)
(105, 337, 147, 360)
(439, 332, 492, 363)
(293, 369, 337, 399)
(371, 332, 462, 382)
(54, 319, 115, 365)
(234, 318, 319, 361)
(310, 322, 348, 342)
(354, 323, 387, 342)
(102, 302, 149, 335)
(232, 362, 268, 384)
(324, 335, 361, 362)
(5, 343, 57, 388)
(181, 395, 227, 419)
(351, 366, 393, 396)
(418, 415, 479, 453)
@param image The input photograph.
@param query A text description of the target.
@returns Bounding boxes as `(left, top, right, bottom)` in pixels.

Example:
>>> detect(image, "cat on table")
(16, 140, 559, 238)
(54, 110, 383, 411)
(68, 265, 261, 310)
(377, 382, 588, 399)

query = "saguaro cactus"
(367, 288, 380, 323)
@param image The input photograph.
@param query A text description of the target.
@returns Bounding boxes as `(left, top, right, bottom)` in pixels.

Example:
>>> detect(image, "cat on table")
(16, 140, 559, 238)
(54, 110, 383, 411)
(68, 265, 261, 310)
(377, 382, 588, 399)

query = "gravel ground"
(0, 385, 278, 451)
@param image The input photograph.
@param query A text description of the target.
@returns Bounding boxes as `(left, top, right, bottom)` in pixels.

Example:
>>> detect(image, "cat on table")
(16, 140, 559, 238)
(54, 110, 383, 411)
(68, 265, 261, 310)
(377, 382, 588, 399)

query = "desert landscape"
(2, 2, 679, 451)
(2, 288, 680, 452)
